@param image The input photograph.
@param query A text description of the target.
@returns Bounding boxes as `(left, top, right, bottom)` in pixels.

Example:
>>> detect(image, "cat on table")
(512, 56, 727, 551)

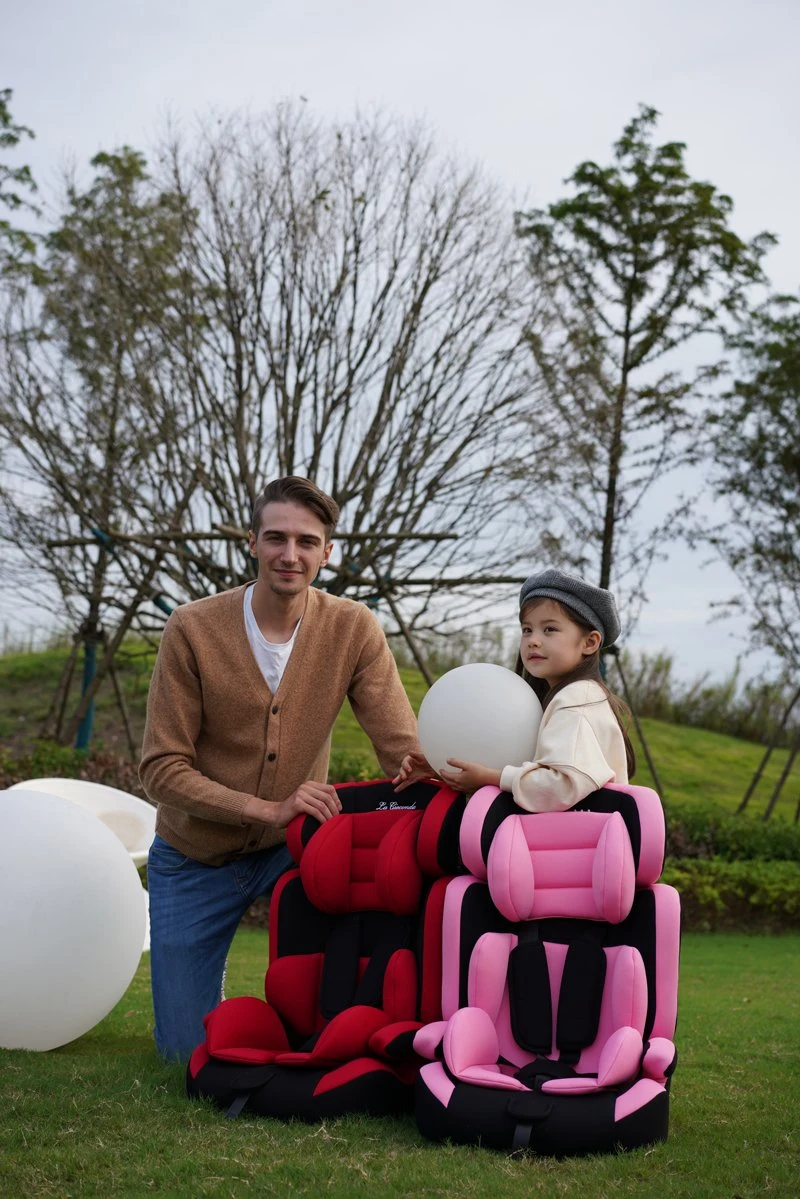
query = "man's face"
(248, 501, 333, 598)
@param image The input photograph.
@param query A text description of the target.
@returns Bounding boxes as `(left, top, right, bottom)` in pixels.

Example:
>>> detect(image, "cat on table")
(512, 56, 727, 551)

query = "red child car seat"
(186, 778, 465, 1120)
(414, 784, 680, 1156)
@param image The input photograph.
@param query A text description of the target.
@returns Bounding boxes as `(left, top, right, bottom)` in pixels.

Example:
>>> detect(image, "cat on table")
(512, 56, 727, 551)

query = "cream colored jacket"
(499, 679, 628, 813)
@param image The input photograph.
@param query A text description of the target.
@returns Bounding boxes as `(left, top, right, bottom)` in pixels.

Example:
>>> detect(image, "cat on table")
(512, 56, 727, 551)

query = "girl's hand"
(393, 751, 438, 792)
(438, 759, 502, 794)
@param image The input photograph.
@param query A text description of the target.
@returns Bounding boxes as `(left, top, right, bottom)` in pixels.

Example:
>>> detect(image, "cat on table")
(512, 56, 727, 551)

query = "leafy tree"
(0, 87, 38, 269)
(514, 104, 774, 622)
(0, 148, 195, 739)
(703, 295, 800, 667)
(701, 294, 800, 817)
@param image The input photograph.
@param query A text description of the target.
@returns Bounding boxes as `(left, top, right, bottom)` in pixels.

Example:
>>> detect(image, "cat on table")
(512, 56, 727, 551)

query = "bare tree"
(146, 105, 538, 624)
(1, 106, 544, 741)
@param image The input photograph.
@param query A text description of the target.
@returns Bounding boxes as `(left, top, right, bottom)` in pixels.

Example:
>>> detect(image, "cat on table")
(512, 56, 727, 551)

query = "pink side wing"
(419, 1061, 456, 1108)
(649, 884, 681, 1039)
(442, 1007, 529, 1092)
(541, 1026, 643, 1094)
(592, 813, 636, 922)
(485, 816, 536, 921)
(614, 1078, 666, 1121)
(440, 876, 479, 1020)
(442, 1006, 500, 1078)
(604, 945, 648, 1040)
(642, 1037, 677, 1084)
(468, 932, 517, 1022)
(575, 945, 646, 1074)
(458, 785, 502, 880)
(413, 1020, 448, 1060)
(605, 783, 666, 885)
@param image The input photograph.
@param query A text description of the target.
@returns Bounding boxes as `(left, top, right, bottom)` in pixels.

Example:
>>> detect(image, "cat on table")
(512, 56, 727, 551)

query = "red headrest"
(286, 779, 465, 880)
(298, 810, 424, 915)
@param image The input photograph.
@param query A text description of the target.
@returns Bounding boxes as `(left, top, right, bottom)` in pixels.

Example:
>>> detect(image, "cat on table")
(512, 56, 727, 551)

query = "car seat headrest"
(460, 784, 665, 888)
(486, 810, 636, 923)
(298, 810, 424, 915)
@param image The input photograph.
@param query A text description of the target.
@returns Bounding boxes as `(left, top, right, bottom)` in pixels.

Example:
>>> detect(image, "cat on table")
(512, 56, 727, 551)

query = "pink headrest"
(486, 810, 636, 923)
(460, 783, 665, 889)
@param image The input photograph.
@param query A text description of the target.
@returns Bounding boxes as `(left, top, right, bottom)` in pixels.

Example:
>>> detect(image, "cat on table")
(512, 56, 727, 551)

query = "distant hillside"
(0, 643, 797, 820)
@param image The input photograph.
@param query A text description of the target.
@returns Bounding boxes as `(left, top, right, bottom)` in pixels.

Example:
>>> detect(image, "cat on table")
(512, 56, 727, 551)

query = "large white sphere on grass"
(0, 789, 146, 1051)
(418, 663, 543, 774)
(9, 777, 156, 868)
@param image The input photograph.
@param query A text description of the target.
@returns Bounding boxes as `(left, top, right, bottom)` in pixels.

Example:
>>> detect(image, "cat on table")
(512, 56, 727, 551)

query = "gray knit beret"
(518, 569, 621, 647)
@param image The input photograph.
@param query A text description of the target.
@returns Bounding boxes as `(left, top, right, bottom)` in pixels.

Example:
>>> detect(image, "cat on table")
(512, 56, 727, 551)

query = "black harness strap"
(319, 913, 362, 1020)
(319, 913, 414, 1021)
(555, 928, 607, 1065)
(506, 1093, 554, 1158)
(225, 1093, 251, 1119)
(515, 1057, 596, 1089)
(510, 1122, 533, 1156)
(221, 1065, 279, 1119)
(508, 926, 553, 1056)
(351, 915, 414, 1008)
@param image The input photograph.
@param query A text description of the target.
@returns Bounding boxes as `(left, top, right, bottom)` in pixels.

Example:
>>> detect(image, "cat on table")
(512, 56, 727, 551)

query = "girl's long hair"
(515, 599, 637, 778)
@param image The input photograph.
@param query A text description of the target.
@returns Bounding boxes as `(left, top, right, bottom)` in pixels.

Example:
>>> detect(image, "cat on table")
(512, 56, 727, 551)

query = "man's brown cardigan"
(139, 584, 418, 865)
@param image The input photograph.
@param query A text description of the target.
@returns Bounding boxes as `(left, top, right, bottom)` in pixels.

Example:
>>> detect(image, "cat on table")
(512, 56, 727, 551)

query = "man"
(140, 476, 419, 1061)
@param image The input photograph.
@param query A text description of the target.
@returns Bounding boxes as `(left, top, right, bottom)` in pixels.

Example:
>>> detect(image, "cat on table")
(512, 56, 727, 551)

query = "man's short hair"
(251, 477, 340, 541)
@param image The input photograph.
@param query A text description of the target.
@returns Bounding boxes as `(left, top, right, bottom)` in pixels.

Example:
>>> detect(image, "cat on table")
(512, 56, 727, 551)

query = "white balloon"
(9, 778, 156, 867)
(418, 663, 543, 774)
(0, 789, 147, 1051)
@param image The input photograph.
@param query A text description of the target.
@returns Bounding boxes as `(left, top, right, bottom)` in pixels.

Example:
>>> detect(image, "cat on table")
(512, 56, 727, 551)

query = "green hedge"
(663, 858, 800, 931)
(0, 741, 145, 796)
(327, 749, 379, 783)
(665, 801, 800, 861)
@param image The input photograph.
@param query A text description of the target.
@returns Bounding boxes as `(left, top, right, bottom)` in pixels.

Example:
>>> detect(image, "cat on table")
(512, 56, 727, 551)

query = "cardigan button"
(267, 752, 276, 761)
(272, 705, 279, 714)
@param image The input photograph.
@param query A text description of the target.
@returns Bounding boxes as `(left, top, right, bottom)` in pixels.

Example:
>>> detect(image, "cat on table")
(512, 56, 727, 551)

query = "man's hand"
(438, 759, 501, 794)
(243, 782, 342, 829)
(393, 751, 438, 792)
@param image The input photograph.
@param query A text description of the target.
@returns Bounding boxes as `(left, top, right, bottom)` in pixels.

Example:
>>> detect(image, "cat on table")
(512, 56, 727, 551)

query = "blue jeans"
(147, 834, 294, 1063)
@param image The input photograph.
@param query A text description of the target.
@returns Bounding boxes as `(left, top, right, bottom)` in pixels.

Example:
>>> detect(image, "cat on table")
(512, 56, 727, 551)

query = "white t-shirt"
(243, 584, 300, 695)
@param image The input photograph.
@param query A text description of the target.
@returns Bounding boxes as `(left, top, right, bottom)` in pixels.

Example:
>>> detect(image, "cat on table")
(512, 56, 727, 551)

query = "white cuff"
(500, 764, 524, 793)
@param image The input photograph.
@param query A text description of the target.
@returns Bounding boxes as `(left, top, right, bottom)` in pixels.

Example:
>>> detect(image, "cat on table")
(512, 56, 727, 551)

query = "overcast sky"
(3, 0, 798, 678)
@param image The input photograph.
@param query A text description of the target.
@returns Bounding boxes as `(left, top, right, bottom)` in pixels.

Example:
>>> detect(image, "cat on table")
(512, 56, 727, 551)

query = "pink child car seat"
(414, 784, 680, 1155)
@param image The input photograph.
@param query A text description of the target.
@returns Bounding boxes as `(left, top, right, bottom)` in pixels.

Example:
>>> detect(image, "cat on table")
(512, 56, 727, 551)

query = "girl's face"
(519, 599, 601, 687)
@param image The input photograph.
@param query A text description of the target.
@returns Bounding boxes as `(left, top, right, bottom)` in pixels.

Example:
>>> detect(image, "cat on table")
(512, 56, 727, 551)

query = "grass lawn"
(1, 929, 797, 1198)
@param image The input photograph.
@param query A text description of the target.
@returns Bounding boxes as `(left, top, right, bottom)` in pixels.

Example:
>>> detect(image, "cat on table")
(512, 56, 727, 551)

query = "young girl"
(394, 569, 635, 812)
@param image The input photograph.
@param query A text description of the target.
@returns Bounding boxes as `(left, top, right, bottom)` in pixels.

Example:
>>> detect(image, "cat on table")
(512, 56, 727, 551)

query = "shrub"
(327, 749, 379, 783)
(664, 858, 800, 931)
(665, 801, 800, 861)
(612, 650, 800, 747)
(0, 741, 147, 797)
